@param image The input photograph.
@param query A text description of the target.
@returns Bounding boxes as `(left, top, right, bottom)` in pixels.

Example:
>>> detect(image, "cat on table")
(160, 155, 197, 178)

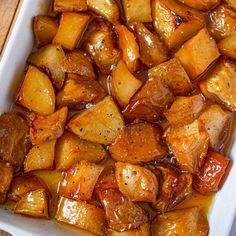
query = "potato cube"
(53, 13, 90, 50)
(177, 0, 220, 11)
(199, 58, 236, 112)
(56, 197, 106, 235)
(164, 94, 205, 126)
(151, 207, 209, 236)
(108, 224, 150, 236)
(30, 107, 68, 145)
(110, 60, 142, 107)
(68, 96, 124, 145)
(54, 0, 87, 12)
(109, 123, 166, 164)
(175, 28, 220, 80)
(224, 0, 236, 10)
(218, 35, 236, 60)
(14, 189, 49, 219)
(152, 0, 205, 49)
(122, 0, 152, 23)
(33, 16, 58, 47)
(164, 120, 209, 173)
(17, 66, 55, 115)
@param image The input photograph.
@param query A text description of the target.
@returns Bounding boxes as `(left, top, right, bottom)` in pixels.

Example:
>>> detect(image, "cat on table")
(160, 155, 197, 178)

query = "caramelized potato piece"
(0, 113, 29, 171)
(132, 22, 168, 68)
(14, 189, 49, 219)
(110, 60, 142, 107)
(54, 0, 87, 12)
(68, 96, 124, 145)
(178, 0, 220, 11)
(164, 94, 205, 126)
(151, 207, 209, 236)
(207, 4, 236, 41)
(28, 44, 65, 90)
(224, 0, 236, 9)
(148, 58, 193, 96)
(33, 16, 58, 47)
(109, 123, 166, 164)
(0, 161, 13, 203)
(116, 162, 158, 202)
(24, 140, 56, 172)
(60, 161, 104, 201)
(56, 197, 106, 235)
(218, 35, 236, 60)
(193, 151, 230, 195)
(108, 224, 150, 236)
(56, 79, 106, 107)
(17, 66, 55, 115)
(115, 24, 140, 72)
(199, 104, 233, 151)
(164, 120, 209, 173)
(53, 13, 90, 50)
(175, 28, 220, 80)
(152, 0, 205, 49)
(122, 0, 152, 23)
(199, 58, 236, 112)
(30, 107, 68, 145)
(87, 0, 119, 23)
(55, 131, 105, 171)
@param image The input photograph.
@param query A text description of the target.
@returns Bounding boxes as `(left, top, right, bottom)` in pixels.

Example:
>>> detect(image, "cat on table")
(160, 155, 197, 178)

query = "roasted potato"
(54, 0, 87, 12)
(131, 22, 168, 68)
(175, 28, 220, 80)
(110, 60, 142, 107)
(33, 16, 58, 47)
(151, 207, 209, 236)
(17, 66, 55, 115)
(193, 151, 230, 195)
(199, 58, 236, 112)
(108, 224, 150, 236)
(30, 107, 68, 145)
(14, 189, 49, 219)
(68, 96, 124, 145)
(55, 131, 105, 171)
(177, 0, 220, 11)
(55, 197, 106, 235)
(152, 0, 205, 49)
(53, 13, 90, 50)
(116, 162, 158, 202)
(164, 120, 209, 173)
(224, 0, 236, 9)
(199, 104, 233, 151)
(164, 94, 205, 126)
(218, 35, 236, 60)
(148, 58, 193, 96)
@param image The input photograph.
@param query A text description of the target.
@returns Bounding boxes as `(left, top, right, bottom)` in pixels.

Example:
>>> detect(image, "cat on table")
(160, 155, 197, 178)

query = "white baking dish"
(0, 0, 236, 235)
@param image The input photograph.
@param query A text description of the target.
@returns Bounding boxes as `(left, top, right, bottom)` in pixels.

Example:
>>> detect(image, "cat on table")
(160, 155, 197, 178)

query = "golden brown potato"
(152, 0, 205, 49)
(218, 35, 236, 60)
(24, 140, 56, 172)
(68, 96, 124, 145)
(199, 104, 233, 151)
(207, 4, 236, 41)
(56, 79, 106, 107)
(122, 0, 152, 23)
(148, 58, 193, 96)
(164, 94, 205, 126)
(115, 23, 140, 72)
(30, 107, 68, 145)
(108, 224, 150, 236)
(60, 161, 104, 201)
(199, 58, 236, 112)
(55, 131, 105, 171)
(53, 13, 90, 50)
(164, 120, 209, 173)
(151, 207, 209, 236)
(116, 162, 158, 202)
(33, 16, 58, 47)
(110, 60, 142, 107)
(28, 44, 65, 90)
(87, 0, 119, 23)
(54, 0, 87, 12)
(17, 66, 55, 115)
(177, 0, 220, 11)
(55, 197, 106, 235)
(131, 22, 168, 68)
(109, 123, 166, 164)
(14, 189, 49, 219)
(0, 113, 29, 171)
(175, 28, 220, 80)
(224, 0, 236, 9)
